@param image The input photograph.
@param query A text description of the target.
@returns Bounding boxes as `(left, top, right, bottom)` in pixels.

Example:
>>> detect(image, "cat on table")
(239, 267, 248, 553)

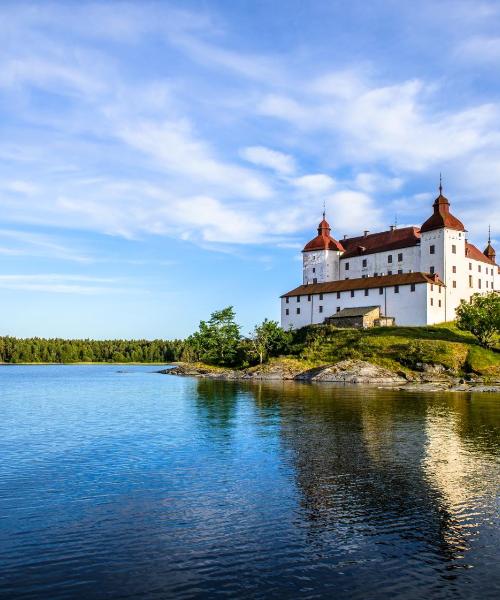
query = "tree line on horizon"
(0, 308, 290, 365)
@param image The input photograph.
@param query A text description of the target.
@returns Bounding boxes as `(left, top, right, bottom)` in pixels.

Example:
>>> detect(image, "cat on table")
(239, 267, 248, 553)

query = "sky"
(1, 0, 499, 339)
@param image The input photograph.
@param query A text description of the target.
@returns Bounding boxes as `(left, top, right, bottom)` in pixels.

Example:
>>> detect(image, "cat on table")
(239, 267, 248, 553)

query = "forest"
(0, 336, 185, 364)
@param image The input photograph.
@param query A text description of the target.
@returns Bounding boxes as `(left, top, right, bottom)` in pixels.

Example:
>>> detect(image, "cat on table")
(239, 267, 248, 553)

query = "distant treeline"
(0, 337, 185, 364)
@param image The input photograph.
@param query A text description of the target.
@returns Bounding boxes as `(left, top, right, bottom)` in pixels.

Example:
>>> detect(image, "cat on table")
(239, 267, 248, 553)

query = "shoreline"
(0, 362, 172, 366)
(160, 360, 500, 393)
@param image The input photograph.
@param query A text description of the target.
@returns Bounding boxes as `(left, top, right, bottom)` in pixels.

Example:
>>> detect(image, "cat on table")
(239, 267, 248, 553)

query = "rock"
(296, 360, 406, 385)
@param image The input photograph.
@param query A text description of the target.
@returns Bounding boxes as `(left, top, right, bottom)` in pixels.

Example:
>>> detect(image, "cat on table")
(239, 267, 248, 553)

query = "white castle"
(281, 183, 498, 329)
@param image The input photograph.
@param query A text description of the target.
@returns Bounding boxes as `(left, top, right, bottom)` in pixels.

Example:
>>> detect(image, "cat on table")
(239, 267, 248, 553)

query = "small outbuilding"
(325, 306, 394, 329)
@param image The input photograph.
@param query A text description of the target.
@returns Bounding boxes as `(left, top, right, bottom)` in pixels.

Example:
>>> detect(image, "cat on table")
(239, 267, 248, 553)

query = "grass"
(288, 323, 499, 377)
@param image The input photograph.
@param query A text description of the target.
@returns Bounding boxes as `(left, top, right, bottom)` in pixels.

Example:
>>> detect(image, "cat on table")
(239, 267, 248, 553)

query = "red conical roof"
(484, 242, 496, 261)
(420, 190, 465, 233)
(303, 216, 345, 252)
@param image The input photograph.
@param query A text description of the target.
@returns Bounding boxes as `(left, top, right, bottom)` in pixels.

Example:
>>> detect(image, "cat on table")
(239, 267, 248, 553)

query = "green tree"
(456, 292, 500, 348)
(250, 319, 291, 364)
(190, 306, 241, 366)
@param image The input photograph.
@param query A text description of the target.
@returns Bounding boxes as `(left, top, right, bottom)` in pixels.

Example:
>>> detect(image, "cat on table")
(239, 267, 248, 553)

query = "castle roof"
(341, 226, 421, 259)
(420, 191, 465, 233)
(281, 272, 444, 297)
(466, 242, 497, 266)
(303, 217, 345, 252)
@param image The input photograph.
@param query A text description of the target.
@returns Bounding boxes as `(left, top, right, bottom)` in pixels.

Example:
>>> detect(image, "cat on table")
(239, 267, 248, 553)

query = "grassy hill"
(286, 323, 500, 378)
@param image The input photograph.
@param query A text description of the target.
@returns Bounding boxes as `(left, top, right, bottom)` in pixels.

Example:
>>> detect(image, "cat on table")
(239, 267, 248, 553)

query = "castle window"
(452, 244, 456, 254)
(313, 278, 317, 284)
(308, 294, 311, 301)
(362, 275, 367, 278)
(478, 279, 482, 289)
(431, 298, 434, 306)
(345, 262, 350, 271)
(469, 275, 473, 287)
(430, 245, 435, 254)
(374, 272, 378, 276)
(394, 285, 399, 293)
(312, 267, 316, 273)
(411, 283, 416, 292)
(336, 306, 340, 312)
(430, 266, 435, 274)
(296, 307, 300, 314)
(379, 287, 383, 295)
(364, 289, 369, 296)
(319, 305, 323, 313)
(336, 291, 340, 299)
(478, 265, 481, 273)
(297, 296, 301, 302)
(439, 286, 442, 294)
(286, 297, 289, 304)
(452, 265, 456, 273)
(398, 269, 403, 274)
(398, 253, 403, 262)
(431, 284, 434, 291)
(350, 290, 355, 297)
(388, 255, 393, 263)
(452, 281, 456, 288)
(469, 262, 472, 270)
(319, 293, 323, 300)
(285, 309, 289, 316)
(387, 270, 393, 275)
(362, 259, 367, 267)
(486, 281, 489, 288)
(438, 300, 441, 307)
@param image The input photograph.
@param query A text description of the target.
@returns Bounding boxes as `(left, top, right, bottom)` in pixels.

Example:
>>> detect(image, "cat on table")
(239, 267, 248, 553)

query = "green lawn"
(288, 323, 499, 377)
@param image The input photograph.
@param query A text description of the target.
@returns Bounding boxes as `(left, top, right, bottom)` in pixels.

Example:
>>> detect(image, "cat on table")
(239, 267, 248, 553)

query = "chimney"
(343, 234, 347, 239)
(390, 225, 395, 232)
(364, 230, 369, 237)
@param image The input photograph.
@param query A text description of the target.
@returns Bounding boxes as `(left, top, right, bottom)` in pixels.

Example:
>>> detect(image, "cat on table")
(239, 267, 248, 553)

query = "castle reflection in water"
(194, 379, 499, 582)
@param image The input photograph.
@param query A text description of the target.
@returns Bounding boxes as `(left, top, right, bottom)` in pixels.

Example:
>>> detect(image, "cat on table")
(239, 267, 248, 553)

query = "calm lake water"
(0, 365, 499, 599)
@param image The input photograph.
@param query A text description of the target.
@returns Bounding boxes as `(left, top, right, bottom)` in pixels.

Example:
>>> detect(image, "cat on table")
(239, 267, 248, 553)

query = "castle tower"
(419, 179, 466, 320)
(302, 214, 344, 284)
(484, 227, 496, 262)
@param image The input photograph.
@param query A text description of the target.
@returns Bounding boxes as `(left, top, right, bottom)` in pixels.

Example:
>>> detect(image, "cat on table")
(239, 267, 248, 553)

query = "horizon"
(1, 0, 499, 339)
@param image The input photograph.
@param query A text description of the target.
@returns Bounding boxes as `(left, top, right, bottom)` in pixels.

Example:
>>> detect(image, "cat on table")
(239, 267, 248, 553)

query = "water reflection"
(194, 381, 500, 593)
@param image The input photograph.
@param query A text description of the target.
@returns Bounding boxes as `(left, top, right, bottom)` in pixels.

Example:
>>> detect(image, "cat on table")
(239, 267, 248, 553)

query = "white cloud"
(456, 36, 500, 62)
(354, 173, 403, 193)
(292, 174, 336, 194)
(240, 146, 295, 175)
(326, 191, 384, 235)
(0, 274, 136, 295)
(116, 119, 272, 200)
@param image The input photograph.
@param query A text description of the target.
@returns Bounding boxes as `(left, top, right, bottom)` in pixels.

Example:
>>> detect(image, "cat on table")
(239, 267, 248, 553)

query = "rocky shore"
(159, 359, 500, 393)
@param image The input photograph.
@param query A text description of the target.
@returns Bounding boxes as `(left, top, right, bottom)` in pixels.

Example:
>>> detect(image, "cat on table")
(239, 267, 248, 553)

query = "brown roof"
(483, 242, 496, 261)
(303, 218, 345, 252)
(341, 226, 421, 258)
(281, 272, 444, 297)
(329, 306, 380, 318)
(420, 193, 465, 233)
(465, 242, 497, 266)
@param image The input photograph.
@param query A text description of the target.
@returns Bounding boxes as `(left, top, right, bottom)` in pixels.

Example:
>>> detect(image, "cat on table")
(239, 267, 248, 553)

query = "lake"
(0, 365, 499, 599)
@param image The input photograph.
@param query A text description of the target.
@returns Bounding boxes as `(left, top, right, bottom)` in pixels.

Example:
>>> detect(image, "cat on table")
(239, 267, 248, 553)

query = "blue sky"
(1, 0, 499, 339)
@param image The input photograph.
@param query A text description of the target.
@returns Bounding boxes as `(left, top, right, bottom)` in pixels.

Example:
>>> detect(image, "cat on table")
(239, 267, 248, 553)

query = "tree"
(189, 306, 241, 366)
(250, 319, 291, 364)
(456, 292, 500, 348)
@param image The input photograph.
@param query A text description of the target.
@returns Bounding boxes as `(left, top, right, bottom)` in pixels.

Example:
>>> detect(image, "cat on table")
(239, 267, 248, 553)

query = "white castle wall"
(281, 282, 436, 329)
(303, 249, 340, 284)
(338, 245, 421, 279)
